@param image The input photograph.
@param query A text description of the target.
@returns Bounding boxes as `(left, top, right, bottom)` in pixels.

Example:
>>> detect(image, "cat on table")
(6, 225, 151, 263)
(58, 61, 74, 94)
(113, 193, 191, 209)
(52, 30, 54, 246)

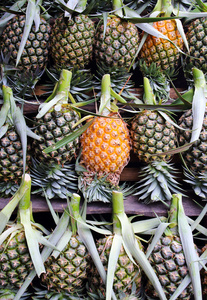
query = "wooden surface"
(0, 193, 205, 218)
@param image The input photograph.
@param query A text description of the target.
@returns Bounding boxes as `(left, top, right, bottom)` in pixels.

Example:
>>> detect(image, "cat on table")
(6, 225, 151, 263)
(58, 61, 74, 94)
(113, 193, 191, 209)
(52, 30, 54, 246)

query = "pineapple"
(32, 71, 80, 165)
(87, 190, 167, 300)
(31, 69, 81, 199)
(177, 107, 207, 174)
(0, 13, 51, 76)
(0, 85, 40, 197)
(42, 234, 89, 294)
(145, 194, 198, 299)
(177, 68, 207, 199)
(129, 77, 181, 203)
(185, 17, 207, 74)
(40, 193, 102, 297)
(184, 1, 207, 79)
(0, 229, 33, 289)
(79, 74, 131, 201)
(0, 174, 51, 291)
(93, 3, 140, 70)
(87, 191, 143, 299)
(49, 0, 95, 70)
(139, 0, 184, 71)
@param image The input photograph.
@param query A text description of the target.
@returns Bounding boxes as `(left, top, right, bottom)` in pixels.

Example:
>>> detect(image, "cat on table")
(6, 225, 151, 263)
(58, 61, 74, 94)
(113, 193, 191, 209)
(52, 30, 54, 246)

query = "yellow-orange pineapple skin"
(139, 20, 184, 70)
(80, 116, 131, 175)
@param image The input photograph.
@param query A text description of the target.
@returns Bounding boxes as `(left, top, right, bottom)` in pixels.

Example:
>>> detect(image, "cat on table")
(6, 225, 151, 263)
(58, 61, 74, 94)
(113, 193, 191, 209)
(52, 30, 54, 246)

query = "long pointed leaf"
(190, 69, 206, 143)
(106, 234, 122, 300)
(177, 194, 202, 300)
(16, 0, 36, 66)
(14, 211, 70, 300)
(43, 119, 93, 154)
(20, 207, 46, 277)
(117, 212, 167, 300)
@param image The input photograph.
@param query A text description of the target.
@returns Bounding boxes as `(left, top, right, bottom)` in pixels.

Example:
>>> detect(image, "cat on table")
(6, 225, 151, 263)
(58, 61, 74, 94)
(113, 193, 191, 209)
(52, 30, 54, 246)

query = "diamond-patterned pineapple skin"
(50, 14, 95, 69)
(0, 128, 30, 182)
(201, 244, 207, 297)
(80, 116, 131, 175)
(33, 107, 80, 165)
(88, 236, 142, 298)
(0, 230, 33, 289)
(42, 235, 89, 294)
(186, 17, 207, 73)
(139, 20, 184, 71)
(130, 110, 177, 163)
(1, 15, 51, 73)
(145, 235, 193, 300)
(178, 108, 207, 174)
(94, 16, 139, 69)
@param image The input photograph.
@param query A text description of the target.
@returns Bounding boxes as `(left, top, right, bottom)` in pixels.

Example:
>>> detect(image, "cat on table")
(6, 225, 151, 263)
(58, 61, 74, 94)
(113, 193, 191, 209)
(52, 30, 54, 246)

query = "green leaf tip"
(192, 68, 206, 88)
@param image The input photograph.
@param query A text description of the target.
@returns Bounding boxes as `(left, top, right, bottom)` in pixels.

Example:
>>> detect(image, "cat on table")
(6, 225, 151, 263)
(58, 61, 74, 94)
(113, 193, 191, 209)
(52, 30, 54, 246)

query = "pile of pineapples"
(1, 0, 207, 299)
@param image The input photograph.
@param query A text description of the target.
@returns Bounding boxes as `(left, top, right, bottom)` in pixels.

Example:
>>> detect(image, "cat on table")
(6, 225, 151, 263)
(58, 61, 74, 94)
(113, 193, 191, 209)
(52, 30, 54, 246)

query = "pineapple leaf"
(14, 211, 70, 300)
(16, 0, 39, 67)
(20, 207, 46, 277)
(117, 212, 167, 300)
(177, 194, 202, 300)
(50, 229, 72, 258)
(12, 106, 28, 174)
(106, 234, 122, 300)
(0, 95, 10, 128)
(110, 87, 127, 103)
(145, 222, 171, 258)
(0, 174, 30, 234)
(0, 124, 8, 139)
(43, 119, 93, 154)
(132, 217, 168, 234)
(0, 0, 27, 27)
(0, 224, 22, 245)
(26, 126, 41, 140)
(36, 92, 66, 118)
(175, 18, 189, 52)
(190, 68, 207, 143)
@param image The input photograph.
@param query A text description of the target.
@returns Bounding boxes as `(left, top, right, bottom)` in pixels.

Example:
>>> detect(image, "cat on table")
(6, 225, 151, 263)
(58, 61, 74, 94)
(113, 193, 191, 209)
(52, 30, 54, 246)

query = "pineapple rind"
(1, 15, 51, 74)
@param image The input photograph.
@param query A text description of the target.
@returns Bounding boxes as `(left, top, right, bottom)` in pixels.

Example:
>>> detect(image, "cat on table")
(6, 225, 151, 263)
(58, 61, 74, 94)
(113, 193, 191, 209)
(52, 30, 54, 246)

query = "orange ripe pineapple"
(139, 19, 184, 71)
(80, 115, 130, 176)
(78, 74, 131, 202)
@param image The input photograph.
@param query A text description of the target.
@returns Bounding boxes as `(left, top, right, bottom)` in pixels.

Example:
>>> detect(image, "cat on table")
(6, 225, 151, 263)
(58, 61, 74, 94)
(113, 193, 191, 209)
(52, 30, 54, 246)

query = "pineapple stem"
(143, 77, 156, 105)
(168, 194, 178, 225)
(69, 193, 81, 233)
(99, 74, 111, 116)
(166, 194, 179, 235)
(18, 174, 32, 211)
(113, 0, 124, 17)
(46, 69, 73, 104)
(112, 191, 124, 234)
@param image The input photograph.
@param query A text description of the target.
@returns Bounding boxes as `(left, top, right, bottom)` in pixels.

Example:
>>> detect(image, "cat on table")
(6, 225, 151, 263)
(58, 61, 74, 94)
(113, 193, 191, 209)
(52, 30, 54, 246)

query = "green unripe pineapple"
(0, 230, 33, 289)
(42, 234, 89, 294)
(50, 13, 95, 69)
(177, 108, 207, 175)
(1, 14, 51, 75)
(186, 17, 207, 73)
(94, 15, 139, 69)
